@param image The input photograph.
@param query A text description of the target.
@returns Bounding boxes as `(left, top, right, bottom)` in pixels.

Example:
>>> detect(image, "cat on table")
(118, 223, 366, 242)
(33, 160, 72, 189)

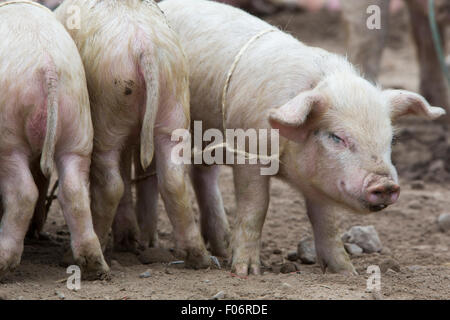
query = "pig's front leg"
(112, 147, 139, 253)
(155, 134, 210, 269)
(231, 165, 270, 276)
(305, 198, 356, 275)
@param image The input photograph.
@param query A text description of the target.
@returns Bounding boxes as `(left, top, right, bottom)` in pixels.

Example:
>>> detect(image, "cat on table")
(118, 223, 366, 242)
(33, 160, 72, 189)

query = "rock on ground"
(297, 237, 316, 264)
(342, 226, 383, 253)
(344, 243, 363, 256)
(438, 213, 450, 232)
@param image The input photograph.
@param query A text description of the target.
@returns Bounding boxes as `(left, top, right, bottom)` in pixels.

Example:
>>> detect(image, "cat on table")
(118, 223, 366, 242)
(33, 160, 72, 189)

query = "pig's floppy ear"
(268, 91, 326, 142)
(384, 89, 446, 121)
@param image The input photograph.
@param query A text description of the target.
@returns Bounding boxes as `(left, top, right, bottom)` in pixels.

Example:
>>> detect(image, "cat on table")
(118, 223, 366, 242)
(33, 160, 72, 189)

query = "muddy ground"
(0, 8, 449, 300)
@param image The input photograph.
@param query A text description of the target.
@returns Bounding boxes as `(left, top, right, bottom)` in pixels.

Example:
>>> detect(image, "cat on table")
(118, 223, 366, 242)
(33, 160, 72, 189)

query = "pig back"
(160, 0, 345, 132)
(55, 0, 190, 138)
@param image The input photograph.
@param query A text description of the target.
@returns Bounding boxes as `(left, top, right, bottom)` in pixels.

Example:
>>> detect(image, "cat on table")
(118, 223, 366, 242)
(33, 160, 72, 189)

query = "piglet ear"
(268, 91, 326, 142)
(384, 89, 446, 121)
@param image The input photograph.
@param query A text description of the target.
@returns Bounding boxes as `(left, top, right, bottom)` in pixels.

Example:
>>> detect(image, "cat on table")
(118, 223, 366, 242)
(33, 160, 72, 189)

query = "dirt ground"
(1, 8, 449, 300)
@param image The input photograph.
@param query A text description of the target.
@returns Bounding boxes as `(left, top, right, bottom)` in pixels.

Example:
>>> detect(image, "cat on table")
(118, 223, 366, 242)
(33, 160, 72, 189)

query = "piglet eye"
(329, 133, 343, 144)
(391, 136, 398, 146)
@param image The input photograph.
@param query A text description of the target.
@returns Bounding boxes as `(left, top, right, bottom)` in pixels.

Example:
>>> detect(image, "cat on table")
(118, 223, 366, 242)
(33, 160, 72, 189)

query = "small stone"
(407, 265, 422, 272)
(297, 237, 316, 264)
(273, 248, 282, 255)
(342, 226, 383, 253)
(379, 247, 392, 256)
(410, 180, 425, 190)
(281, 282, 292, 289)
(280, 262, 297, 274)
(139, 270, 151, 278)
(438, 213, 450, 232)
(55, 291, 65, 300)
(287, 251, 298, 261)
(385, 269, 397, 275)
(138, 247, 175, 264)
(380, 258, 401, 273)
(344, 243, 363, 256)
(211, 291, 225, 300)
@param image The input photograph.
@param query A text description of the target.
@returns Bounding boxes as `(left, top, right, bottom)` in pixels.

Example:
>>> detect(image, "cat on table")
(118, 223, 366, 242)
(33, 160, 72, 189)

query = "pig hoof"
(61, 248, 110, 280)
(320, 259, 357, 275)
(205, 228, 231, 258)
(0, 259, 19, 280)
(76, 255, 111, 281)
(113, 233, 139, 254)
(113, 220, 140, 254)
(0, 246, 22, 279)
(209, 233, 231, 258)
(184, 248, 211, 269)
(60, 248, 75, 267)
(232, 262, 261, 277)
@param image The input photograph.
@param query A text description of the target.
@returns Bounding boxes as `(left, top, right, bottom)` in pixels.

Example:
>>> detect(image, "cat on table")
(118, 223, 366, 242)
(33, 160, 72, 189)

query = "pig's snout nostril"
(365, 183, 400, 209)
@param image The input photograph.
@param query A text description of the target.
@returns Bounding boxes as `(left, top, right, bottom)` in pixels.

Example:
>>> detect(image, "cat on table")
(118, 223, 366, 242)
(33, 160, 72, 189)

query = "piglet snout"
(365, 180, 400, 211)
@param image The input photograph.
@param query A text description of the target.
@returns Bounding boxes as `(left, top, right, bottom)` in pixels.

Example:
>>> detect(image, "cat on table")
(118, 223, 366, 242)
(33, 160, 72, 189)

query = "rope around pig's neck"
(221, 28, 277, 132)
(192, 28, 282, 164)
(0, 0, 52, 12)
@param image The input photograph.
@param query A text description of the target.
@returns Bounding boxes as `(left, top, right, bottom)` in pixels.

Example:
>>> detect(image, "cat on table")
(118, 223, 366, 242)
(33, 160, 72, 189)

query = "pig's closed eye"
(391, 136, 398, 146)
(329, 132, 344, 144)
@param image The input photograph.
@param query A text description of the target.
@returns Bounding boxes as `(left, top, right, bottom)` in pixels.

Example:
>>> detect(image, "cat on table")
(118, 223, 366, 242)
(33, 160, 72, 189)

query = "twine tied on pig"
(0, 0, 52, 12)
(192, 28, 284, 165)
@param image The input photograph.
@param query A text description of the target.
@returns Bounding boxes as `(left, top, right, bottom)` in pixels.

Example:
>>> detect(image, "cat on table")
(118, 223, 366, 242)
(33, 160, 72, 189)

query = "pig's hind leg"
(135, 152, 159, 249)
(112, 147, 140, 253)
(0, 153, 38, 278)
(191, 164, 230, 258)
(56, 153, 110, 279)
(26, 158, 50, 239)
(90, 149, 124, 252)
(154, 134, 210, 269)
